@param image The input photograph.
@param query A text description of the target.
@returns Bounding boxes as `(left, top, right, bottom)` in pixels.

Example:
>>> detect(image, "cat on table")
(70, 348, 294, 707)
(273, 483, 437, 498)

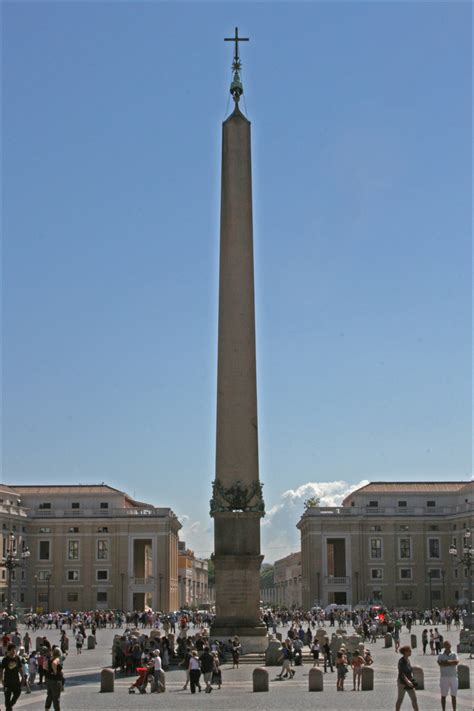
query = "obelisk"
(209, 28, 267, 652)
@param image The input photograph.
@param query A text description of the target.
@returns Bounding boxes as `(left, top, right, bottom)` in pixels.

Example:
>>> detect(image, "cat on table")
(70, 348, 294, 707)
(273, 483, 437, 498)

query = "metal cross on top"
(224, 27, 249, 67)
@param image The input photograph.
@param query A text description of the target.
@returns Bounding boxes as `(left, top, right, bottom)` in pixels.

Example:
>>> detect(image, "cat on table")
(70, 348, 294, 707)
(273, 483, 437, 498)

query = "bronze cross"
(224, 27, 249, 64)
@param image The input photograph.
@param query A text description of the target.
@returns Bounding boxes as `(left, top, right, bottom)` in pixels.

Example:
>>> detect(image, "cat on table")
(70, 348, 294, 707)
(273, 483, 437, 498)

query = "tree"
(303, 496, 320, 510)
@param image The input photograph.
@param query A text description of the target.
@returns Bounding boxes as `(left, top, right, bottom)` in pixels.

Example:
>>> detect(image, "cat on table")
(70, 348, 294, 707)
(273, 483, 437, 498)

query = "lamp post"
(34, 574, 38, 614)
(46, 573, 51, 615)
(120, 572, 125, 611)
(428, 569, 433, 612)
(159, 573, 163, 611)
(1, 532, 30, 616)
(449, 529, 474, 630)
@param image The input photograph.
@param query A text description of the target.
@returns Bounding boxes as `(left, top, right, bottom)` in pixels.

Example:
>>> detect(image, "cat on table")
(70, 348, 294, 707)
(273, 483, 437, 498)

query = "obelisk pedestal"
(209, 51, 267, 652)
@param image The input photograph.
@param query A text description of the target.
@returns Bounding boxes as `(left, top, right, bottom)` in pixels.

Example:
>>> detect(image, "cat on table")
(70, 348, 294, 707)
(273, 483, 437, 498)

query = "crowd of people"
(0, 604, 468, 710)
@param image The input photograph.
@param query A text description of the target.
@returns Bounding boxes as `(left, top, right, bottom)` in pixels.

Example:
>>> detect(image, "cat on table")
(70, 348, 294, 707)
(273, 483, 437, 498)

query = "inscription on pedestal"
(219, 577, 250, 608)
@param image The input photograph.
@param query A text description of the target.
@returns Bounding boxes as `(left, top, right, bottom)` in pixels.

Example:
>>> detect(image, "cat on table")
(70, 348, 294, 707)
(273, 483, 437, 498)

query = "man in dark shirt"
(1, 642, 25, 711)
(199, 646, 214, 693)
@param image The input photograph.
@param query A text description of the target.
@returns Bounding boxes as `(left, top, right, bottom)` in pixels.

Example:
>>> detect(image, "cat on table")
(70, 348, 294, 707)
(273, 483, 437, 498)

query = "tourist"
(75, 630, 84, 654)
(45, 647, 64, 711)
(230, 636, 241, 669)
(199, 645, 214, 693)
(188, 650, 202, 694)
(152, 649, 163, 692)
(322, 637, 334, 672)
(0, 642, 25, 711)
(351, 649, 364, 690)
(395, 645, 419, 711)
(211, 651, 222, 689)
(335, 649, 348, 691)
(422, 628, 428, 655)
(277, 640, 295, 679)
(311, 638, 320, 666)
(437, 640, 459, 711)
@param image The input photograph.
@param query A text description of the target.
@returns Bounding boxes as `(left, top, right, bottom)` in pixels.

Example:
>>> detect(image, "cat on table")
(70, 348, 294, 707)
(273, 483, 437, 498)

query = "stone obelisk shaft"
(210, 104, 266, 651)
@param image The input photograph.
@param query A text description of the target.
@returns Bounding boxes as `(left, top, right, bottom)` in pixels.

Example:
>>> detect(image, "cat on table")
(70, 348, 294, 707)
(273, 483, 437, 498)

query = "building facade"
(1, 484, 182, 613)
(298, 481, 473, 610)
(272, 552, 302, 609)
(177, 542, 211, 608)
(0, 486, 30, 610)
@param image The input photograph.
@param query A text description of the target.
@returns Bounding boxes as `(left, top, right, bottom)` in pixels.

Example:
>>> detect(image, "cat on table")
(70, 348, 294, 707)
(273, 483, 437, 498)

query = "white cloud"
(262, 480, 369, 564)
(177, 479, 369, 564)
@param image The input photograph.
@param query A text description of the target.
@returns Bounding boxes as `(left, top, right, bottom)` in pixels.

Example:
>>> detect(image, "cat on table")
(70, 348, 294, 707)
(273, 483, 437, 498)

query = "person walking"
(199, 646, 214, 693)
(230, 637, 241, 669)
(0, 643, 25, 711)
(422, 629, 428, 655)
(188, 650, 201, 694)
(395, 645, 419, 711)
(437, 640, 459, 711)
(45, 648, 64, 711)
(335, 649, 348, 691)
(323, 637, 334, 672)
(277, 640, 294, 679)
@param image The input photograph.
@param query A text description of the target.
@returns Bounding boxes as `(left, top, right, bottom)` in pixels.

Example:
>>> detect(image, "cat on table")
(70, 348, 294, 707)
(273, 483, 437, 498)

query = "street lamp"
(46, 573, 51, 615)
(159, 573, 163, 611)
(1, 532, 30, 616)
(449, 529, 474, 630)
(34, 574, 38, 614)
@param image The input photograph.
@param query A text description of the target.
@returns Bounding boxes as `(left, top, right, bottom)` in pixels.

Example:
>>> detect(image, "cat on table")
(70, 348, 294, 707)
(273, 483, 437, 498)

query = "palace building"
(1, 484, 182, 612)
(298, 480, 473, 609)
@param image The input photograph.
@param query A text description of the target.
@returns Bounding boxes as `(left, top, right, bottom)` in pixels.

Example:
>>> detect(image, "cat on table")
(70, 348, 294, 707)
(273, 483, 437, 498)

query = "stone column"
(210, 104, 266, 651)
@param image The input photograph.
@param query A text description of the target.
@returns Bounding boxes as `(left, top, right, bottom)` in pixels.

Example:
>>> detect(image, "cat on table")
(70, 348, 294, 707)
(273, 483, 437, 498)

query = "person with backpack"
(0, 642, 26, 711)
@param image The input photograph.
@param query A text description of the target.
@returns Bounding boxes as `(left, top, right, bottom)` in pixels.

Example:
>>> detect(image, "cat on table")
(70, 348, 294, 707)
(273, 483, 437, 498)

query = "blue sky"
(2, 2, 471, 562)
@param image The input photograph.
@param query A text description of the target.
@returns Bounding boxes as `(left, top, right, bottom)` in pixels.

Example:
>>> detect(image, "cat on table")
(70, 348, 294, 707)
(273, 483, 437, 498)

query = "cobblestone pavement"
(12, 624, 474, 710)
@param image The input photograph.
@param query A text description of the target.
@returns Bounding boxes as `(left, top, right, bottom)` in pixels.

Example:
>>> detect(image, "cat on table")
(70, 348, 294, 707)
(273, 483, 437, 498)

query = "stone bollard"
(253, 667, 269, 692)
(384, 633, 393, 648)
(87, 635, 96, 650)
(412, 666, 424, 690)
(265, 640, 283, 666)
(458, 664, 470, 689)
(361, 665, 374, 691)
(153, 669, 166, 692)
(410, 634, 417, 649)
(308, 667, 324, 691)
(100, 667, 114, 693)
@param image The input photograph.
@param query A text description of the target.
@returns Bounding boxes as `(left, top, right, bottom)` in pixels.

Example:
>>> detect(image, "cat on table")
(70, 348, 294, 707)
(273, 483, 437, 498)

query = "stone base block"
(308, 667, 323, 691)
(100, 668, 115, 693)
(361, 666, 374, 691)
(253, 667, 269, 692)
(458, 664, 470, 689)
(210, 625, 268, 653)
(412, 666, 424, 691)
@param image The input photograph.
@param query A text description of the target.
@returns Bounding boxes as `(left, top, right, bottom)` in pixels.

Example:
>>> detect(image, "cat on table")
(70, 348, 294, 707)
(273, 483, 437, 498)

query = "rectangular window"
(429, 569, 441, 579)
(39, 503, 51, 509)
(400, 568, 413, 580)
(68, 527, 79, 533)
(398, 501, 407, 508)
(67, 540, 79, 560)
(370, 569, 383, 580)
(97, 591, 108, 602)
(426, 500, 436, 508)
(38, 570, 51, 581)
(453, 568, 459, 579)
(97, 570, 109, 581)
(38, 593, 48, 603)
(97, 540, 109, 560)
(67, 593, 78, 603)
(39, 527, 51, 533)
(1, 570, 5, 580)
(370, 539, 382, 559)
(368, 501, 378, 508)
(428, 538, 440, 558)
(97, 527, 108, 533)
(67, 570, 79, 582)
(39, 541, 50, 561)
(370, 525, 381, 532)
(399, 538, 411, 559)
(428, 525, 439, 531)
(71, 502, 80, 509)
(432, 590, 441, 600)
(100, 502, 109, 509)
(401, 590, 413, 600)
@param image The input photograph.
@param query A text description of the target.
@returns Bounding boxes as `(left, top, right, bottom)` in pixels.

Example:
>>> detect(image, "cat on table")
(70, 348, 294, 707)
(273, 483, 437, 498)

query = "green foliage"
(303, 495, 320, 510)
(207, 558, 215, 585)
(260, 563, 274, 588)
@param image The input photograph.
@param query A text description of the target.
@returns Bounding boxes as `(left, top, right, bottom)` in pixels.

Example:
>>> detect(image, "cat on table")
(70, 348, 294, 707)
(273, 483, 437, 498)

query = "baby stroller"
(128, 666, 150, 694)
